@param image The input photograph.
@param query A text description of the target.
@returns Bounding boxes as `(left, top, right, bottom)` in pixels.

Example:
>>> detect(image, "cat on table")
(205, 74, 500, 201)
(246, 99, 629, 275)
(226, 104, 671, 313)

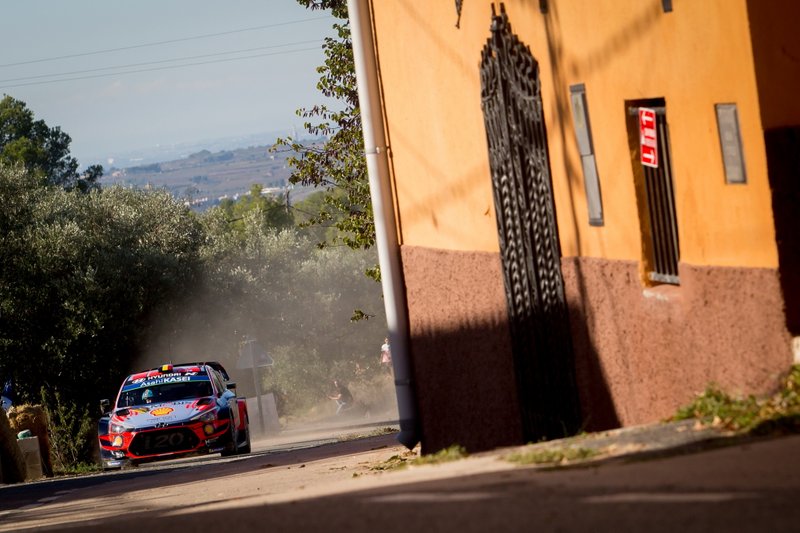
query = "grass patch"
(411, 444, 468, 465)
(672, 364, 800, 435)
(371, 451, 416, 471)
(337, 426, 398, 442)
(54, 462, 102, 476)
(506, 446, 598, 465)
(370, 444, 468, 472)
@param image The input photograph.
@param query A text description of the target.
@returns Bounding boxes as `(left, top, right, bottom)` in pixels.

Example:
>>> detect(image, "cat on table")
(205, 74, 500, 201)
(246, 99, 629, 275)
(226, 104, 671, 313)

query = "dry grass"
(672, 365, 800, 435)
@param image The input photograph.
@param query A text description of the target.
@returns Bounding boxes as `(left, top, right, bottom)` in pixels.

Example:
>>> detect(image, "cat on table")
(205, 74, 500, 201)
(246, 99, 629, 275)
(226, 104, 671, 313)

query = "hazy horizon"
(0, 1, 337, 171)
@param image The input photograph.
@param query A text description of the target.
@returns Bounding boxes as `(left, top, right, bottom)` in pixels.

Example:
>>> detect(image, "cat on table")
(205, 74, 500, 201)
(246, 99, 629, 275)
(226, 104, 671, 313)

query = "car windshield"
(116, 380, 214, 408)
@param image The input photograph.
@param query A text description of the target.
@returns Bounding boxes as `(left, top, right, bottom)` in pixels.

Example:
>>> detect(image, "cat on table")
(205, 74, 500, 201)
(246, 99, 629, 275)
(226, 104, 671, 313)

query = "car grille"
(129, 428, 199, 456)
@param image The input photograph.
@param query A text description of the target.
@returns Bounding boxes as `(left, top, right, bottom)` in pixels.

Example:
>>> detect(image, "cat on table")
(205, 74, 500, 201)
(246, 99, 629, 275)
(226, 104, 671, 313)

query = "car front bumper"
(99, 418, 231, 467)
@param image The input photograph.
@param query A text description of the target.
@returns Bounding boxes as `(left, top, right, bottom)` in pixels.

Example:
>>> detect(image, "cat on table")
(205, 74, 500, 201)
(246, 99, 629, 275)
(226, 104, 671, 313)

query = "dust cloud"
(125, 271, 399, 440)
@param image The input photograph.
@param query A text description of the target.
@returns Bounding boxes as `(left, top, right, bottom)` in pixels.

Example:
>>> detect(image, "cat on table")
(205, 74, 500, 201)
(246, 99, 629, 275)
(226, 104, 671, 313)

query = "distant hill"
(101, 143, 319, 211)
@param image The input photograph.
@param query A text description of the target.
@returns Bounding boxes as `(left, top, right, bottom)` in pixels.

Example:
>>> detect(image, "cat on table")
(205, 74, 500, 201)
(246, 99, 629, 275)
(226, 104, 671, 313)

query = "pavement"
(263, 415, 745, 468)
(490, 417, 737, 465)
(3, 418, 799, 532)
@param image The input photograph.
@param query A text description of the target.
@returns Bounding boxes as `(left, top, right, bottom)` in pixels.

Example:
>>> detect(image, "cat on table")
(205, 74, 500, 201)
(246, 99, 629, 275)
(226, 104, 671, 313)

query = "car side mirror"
(100, 399, 111, 415)
(226, 382, 237, 391)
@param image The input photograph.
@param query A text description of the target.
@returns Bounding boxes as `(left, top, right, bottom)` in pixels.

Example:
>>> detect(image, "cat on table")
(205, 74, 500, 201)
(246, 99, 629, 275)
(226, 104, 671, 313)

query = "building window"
(715, 103, 747, 184)
(626, 98, 680, 285)
(569, 83, 604, 226)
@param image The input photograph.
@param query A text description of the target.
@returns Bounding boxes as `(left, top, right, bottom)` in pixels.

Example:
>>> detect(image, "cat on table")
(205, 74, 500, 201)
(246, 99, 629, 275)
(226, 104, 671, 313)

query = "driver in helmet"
(142, 389, 155, 404)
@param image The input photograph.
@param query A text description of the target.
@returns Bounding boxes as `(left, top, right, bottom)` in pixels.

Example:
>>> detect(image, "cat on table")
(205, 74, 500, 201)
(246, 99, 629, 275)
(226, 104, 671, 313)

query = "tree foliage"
(273, 1, 374, 250)
(0, 165, 204, 410)
(0, 95, 102, 191)
(217, 183, 294, 235)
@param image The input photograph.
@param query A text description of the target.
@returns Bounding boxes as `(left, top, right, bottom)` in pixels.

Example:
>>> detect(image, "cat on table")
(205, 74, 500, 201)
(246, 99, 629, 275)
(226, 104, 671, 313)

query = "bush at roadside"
(0, 406, 26, 483)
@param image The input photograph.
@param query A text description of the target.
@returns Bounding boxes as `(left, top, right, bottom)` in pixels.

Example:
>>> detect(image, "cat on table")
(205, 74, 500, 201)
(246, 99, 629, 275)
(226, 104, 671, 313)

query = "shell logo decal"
(151, 407, 174, 417)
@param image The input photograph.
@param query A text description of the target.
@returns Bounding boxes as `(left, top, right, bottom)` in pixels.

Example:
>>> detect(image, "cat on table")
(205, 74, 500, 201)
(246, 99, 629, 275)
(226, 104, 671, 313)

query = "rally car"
(98, 361, 250, 469)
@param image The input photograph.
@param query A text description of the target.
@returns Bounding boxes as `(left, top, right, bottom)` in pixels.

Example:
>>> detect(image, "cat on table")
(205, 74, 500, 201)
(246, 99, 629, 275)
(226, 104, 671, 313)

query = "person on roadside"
(1, 379, 13, 412)
(328, 380, 353, 415)
(380, 337, 392, 371)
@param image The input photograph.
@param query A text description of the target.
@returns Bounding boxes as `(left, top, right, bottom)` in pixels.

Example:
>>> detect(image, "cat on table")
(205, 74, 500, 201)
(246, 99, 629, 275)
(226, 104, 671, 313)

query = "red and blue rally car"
(98, 361, 250, 469)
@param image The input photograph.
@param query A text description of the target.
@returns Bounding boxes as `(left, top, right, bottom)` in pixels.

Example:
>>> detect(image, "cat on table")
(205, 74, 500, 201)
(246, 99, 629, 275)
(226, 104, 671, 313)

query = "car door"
(211, 369, 239, 428)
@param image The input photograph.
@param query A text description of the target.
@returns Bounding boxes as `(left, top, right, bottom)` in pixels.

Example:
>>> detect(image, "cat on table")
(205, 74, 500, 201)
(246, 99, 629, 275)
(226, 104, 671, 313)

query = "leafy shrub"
(40, 389, 97, 473)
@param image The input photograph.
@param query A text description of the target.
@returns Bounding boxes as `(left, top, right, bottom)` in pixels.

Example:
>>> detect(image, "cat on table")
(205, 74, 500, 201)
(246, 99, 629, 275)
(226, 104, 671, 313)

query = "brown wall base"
(401, 246, 794, 453)
(401, 246, 522, 454)
(562, 257, 793, 430)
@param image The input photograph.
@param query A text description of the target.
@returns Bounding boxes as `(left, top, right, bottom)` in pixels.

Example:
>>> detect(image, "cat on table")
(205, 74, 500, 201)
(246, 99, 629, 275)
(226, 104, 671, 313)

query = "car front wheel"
(219, 417, 237, 457)
(238, 425, 251, 454)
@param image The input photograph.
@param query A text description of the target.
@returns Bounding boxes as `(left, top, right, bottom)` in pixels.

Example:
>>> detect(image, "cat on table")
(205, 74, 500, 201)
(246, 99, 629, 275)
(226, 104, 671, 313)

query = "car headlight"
(110, 422, 131, 434)
(191, 409, 218, 423)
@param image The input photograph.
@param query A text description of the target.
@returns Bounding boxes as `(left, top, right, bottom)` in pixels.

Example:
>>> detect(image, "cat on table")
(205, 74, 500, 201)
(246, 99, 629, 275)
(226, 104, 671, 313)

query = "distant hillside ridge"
(101, 142, 319, 211)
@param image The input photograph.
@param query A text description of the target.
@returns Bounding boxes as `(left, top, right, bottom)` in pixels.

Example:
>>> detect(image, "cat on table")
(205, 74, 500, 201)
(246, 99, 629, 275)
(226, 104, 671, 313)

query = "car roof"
(124, 361, 231, 383)
(171, 361, 230, 381)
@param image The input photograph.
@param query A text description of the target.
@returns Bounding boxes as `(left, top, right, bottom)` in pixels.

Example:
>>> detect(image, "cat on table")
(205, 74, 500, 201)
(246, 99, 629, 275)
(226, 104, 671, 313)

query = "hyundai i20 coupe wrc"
(98, 362, 250, 469)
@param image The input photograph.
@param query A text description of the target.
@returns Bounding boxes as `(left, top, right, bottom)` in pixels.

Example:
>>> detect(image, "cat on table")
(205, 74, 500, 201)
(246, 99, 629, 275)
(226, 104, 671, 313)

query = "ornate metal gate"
(480, 4, 580, 441)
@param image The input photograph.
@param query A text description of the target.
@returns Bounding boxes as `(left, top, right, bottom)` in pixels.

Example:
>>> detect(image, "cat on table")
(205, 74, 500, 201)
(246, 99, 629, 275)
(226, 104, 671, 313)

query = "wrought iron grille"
(479, 4, 580, 441)
(642, 107, 680, 284)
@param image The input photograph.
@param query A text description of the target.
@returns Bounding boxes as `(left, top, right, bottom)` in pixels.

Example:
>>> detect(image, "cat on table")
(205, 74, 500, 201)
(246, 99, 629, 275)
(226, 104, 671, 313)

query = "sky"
(0, 1, 337, 168)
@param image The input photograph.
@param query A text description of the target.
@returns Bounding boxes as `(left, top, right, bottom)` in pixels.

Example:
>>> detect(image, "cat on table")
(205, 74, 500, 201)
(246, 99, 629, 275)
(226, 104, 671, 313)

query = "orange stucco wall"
(372, 0, 780, 269)
(373, 2, 499, 252)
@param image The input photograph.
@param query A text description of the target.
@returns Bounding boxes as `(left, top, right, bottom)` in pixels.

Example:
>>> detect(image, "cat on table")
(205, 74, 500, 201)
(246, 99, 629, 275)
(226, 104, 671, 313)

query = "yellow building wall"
(372, 0, 778, 268)
(373, 2, 498, 252)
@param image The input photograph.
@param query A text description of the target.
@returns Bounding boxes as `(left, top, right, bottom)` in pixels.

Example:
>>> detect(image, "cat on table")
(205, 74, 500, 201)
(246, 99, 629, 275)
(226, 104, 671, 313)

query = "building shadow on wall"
(562, 256, 622, 433)
(567, 300, 621, 432)
(408, 318, 523, 454)
(407, 305, 620, 454)
(765, 127, 800, 336)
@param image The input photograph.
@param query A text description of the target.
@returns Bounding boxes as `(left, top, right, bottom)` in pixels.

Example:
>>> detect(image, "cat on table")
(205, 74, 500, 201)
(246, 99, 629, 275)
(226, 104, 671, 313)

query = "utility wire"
(0, 46, 323, 89)
(0, 39, 324, 84)
(0, 16, 333, 68)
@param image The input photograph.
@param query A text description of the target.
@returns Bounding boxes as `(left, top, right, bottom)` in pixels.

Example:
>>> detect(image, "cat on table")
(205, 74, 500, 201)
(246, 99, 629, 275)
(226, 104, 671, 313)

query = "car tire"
(238, 426, 251, 454)
(220, 417, 237, 457)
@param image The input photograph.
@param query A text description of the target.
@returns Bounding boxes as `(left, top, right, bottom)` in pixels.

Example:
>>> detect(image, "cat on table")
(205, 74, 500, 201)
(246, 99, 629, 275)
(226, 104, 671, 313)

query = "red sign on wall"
(639, 108, 658, 168)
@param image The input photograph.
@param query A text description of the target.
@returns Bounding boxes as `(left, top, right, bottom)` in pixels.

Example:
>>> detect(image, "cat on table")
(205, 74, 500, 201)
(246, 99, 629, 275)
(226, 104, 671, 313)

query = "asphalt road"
(0, 418, 401, 529)
(1, 425, 799, 532)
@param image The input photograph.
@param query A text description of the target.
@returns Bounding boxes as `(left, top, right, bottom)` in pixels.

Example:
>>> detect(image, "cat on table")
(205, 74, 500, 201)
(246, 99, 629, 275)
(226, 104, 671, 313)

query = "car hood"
(111, 399, 214, 429)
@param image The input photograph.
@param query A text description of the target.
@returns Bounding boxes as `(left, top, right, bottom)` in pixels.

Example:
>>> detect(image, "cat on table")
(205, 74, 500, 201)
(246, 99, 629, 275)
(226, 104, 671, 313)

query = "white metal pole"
(347, 0, 419, 449)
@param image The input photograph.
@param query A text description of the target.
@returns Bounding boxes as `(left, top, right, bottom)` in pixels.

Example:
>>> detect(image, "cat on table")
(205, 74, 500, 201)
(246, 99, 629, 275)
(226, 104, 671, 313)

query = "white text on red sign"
(639, 108, 659, 168)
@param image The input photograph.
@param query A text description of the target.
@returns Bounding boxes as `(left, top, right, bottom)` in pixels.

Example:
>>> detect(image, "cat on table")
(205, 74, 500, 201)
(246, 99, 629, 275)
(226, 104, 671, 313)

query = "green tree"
(291, 190, 341, 246)
(217, 184, 294, 234)
(0, 95, 102, 191)
(0, 163, 204, 412)
(274, 0, 374, 251)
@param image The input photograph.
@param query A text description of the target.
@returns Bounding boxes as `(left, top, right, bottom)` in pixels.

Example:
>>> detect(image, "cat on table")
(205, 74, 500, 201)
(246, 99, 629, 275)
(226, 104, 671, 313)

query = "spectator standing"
(380, 337, 392, 370)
